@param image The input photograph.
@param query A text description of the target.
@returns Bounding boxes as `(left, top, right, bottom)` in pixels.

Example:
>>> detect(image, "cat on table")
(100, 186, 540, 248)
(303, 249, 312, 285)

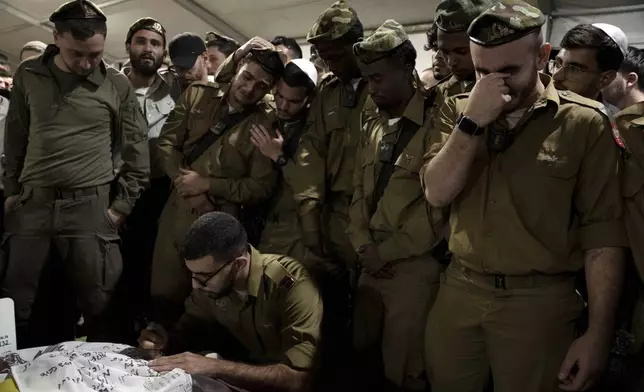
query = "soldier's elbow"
(424, 189, 450, 208)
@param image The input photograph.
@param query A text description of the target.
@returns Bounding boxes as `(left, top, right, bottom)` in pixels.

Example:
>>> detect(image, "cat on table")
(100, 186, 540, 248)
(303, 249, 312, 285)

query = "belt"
(451, 263, 575, 290)
(26, 184, 111, 201)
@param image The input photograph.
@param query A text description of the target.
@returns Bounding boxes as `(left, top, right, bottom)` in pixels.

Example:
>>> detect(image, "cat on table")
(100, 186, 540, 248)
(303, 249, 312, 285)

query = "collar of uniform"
(532, 73, 560, 110)
(377, 88, 425, 126)
(616, 101, 644, 127)
(247, 245, 265, 298)
(123, 67, 165, 96)
(26, 44, 106, 86)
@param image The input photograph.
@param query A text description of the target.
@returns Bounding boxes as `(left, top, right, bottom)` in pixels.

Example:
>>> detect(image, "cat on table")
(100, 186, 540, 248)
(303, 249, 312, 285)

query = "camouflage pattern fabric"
(49, 0, 106, 22)
(353, 19, 409, 64)
(434, 0, 493, 33)
(306, 0, 359, 43)
(468, 0, 545, 46)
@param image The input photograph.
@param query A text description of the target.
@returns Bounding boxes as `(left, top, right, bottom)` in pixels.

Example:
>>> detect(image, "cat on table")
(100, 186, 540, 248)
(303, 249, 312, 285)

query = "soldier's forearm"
(211, 360, 309, 392)
(423, 128, 480, 208)
(584, 247, 625, 338)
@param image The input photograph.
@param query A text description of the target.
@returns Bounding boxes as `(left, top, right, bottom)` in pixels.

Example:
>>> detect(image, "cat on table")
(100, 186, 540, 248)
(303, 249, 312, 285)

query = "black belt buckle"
(494, 274, 506, 290)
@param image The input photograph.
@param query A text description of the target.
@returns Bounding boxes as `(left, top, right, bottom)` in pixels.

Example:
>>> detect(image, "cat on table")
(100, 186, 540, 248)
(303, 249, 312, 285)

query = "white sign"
(0, 298, 16, 356)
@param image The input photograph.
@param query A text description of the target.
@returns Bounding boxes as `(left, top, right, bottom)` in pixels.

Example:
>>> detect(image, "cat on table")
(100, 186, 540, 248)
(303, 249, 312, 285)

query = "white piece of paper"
(0, 298, 17, 356)
(10, 343, 192, 392)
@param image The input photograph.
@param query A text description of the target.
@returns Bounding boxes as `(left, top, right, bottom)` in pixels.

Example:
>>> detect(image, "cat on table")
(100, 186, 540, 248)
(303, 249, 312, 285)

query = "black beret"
(126, 17, 166, 45)
(49, 0, 106, 23)
(248, 48, 284, 79)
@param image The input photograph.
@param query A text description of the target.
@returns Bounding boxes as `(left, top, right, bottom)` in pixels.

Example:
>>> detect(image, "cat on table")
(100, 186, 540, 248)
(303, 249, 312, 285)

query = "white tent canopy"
(0, 0, 643, 70)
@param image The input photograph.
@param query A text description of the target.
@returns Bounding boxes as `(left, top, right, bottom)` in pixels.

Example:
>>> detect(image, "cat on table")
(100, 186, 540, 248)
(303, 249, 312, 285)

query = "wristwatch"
(456, 113, 483, 136)
(274, 154, 288, 167)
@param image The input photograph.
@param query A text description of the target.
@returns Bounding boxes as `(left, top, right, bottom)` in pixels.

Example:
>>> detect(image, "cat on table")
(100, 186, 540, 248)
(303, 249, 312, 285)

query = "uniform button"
(490, 199, 496, 205)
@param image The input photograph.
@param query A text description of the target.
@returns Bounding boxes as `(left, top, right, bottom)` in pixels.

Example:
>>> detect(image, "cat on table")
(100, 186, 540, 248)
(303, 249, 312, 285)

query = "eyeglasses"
(191, 261, 230, 287)
(547, 60, 597, 80)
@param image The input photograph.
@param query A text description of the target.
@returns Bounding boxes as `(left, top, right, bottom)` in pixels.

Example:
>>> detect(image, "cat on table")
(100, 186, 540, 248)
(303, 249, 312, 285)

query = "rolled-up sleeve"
(576, 113, 628, 249)
(279, 280, 323, 370)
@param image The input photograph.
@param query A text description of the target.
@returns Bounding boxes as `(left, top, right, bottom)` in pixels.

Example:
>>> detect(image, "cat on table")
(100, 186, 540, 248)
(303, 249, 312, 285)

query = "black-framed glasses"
(547, 60, 597, 80)
(191, 261, 231, 287)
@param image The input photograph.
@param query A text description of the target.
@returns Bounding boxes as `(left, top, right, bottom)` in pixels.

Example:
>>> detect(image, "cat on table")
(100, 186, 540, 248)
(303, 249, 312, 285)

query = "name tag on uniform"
(210, 121, 226, 135)
(488, 128, 511, 152)
(341, 85, 357, 107)
(379, 142, 394, 163)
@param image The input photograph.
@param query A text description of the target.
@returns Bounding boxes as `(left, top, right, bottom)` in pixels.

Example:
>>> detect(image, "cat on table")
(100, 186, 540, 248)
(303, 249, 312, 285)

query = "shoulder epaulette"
(189, 80, 219, 89)
(632, 116, 644, 127)
(264, 256, 296, 290)
(105, 66, 131, 102)
(557, 90, 603, 110)
(319, 72, 339, 89)
(452, 92, 471, 100)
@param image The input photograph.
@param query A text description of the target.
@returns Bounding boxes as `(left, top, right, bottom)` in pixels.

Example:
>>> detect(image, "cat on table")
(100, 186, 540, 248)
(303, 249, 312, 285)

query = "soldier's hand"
(558, 331, 611, 391)
(176, 169, 210, 197)
(236, 37, 275, 61)
(138, 322, 168, 357)
(107, 208, 125, 227)
(251, 124, 284, 161)
(4, 195, 19, 212)
(357, 244, 393, 278)
(150, 352, 218, 376)
(463, 73, 512, 128)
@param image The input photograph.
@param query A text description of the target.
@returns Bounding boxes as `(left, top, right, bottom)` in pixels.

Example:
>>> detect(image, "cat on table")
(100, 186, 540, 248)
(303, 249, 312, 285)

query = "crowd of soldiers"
(0, 0, 644, 391)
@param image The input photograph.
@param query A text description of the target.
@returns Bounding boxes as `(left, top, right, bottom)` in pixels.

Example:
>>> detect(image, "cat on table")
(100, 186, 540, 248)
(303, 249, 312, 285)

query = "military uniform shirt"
(125, 68, 181, 178)
(424, 75, 627, 275)
(3, 45, 150, 215)
(156, 81, 277, 212)
(616, 102, 644, 281)
(429, 75, 474, 128)
(348, 89, 445, 262)
(290, 75, 370, 232)
(175, 247, 323, 370)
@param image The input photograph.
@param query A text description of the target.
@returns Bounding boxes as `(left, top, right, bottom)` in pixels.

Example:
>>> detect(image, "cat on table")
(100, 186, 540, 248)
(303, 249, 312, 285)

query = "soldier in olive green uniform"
(140, 212, 322, 392)
(422, 2, 628, 391)
(603, 47, 644, 389)
(348, 21, 446, 390)
(431, 0, 491, 109)
(1, 0, 150, 346)
(152, 41, 283, 326)
(291, 0, 369, 269)
(114, 18, 181, 343)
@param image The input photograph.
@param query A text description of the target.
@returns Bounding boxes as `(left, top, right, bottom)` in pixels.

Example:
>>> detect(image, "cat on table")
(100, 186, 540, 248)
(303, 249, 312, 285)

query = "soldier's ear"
(599, 70, 617, 90)
(125, 43, 131, 55)
(626, 72, 639, 89)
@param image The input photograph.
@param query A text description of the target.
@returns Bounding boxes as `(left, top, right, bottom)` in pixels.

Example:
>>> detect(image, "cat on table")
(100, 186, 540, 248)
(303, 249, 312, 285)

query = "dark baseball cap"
(168, 32, 207, 69)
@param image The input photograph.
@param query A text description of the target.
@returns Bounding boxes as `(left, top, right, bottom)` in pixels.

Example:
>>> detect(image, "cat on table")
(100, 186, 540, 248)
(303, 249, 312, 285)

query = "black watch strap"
(275, 155, 288, 167)
(456, 113, 483, 136)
